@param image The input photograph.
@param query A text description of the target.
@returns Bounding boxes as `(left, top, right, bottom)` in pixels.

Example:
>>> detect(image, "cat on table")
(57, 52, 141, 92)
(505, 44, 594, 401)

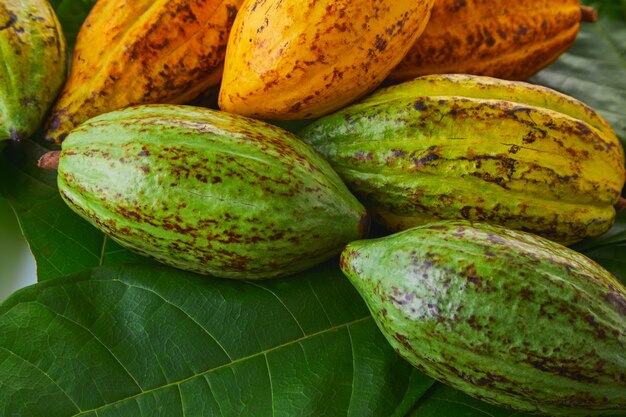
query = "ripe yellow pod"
(45, 0, 244, 144)
(219, 0, 435, 120)
(390, 0, 591, 82)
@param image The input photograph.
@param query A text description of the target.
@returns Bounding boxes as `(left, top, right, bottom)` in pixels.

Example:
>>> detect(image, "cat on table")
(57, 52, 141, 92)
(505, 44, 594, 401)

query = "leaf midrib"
(69, 315, 372, 417)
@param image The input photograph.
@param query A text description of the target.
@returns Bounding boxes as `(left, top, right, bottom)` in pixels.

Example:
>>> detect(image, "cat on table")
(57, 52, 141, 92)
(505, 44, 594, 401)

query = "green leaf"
(584, 244, 626, 283)
(0, 263, 433, 417)
(0, 138, 149, 281)
(408, 385, 534, 417)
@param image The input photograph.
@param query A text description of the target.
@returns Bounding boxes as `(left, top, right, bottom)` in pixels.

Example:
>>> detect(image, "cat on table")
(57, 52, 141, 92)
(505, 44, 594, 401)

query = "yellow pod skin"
(219, 0, 435, 120)
(390, 0, 584, 82)
(300, 75, 626, 245)
(45, 0, 244, 144)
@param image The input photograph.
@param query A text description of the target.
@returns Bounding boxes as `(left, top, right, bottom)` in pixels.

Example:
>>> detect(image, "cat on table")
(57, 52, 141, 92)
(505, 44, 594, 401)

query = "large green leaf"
(585, 243, 626, 282)
(0, 262, 432, 417)
(408, 385, 533, 417)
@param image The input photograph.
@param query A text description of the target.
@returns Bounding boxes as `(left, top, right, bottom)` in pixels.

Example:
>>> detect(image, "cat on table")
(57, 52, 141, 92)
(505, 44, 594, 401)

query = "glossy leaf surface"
(0, 263, 433, 417)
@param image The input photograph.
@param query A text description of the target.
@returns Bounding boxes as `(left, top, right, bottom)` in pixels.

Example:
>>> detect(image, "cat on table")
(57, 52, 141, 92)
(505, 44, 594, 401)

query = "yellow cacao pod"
(390, 0, 589, 82)
(45, 0, 243, 144)
(219, 0, 435, 120)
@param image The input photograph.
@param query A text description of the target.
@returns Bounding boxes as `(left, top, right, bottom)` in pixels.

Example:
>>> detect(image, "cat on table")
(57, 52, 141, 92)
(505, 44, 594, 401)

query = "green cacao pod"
(299, 74, 626, 245)
(0, 0, 66, 141)
(54, 105, 369, 279)
(341, 221, 626, 416)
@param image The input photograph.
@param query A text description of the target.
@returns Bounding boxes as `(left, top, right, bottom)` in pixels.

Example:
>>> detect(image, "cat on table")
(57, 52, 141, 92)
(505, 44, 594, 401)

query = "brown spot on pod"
(393, 333, 414, 352)
(0, 11, 17, 31)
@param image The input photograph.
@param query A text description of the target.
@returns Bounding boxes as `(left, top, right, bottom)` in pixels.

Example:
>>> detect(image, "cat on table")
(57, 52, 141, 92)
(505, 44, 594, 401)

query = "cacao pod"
(218, 0, 435, 120)
(54, 105, 368, 279)
(0, 0, 66, 141)
(341, 221, 626, 416)
(299, 74, 626, 245)
(45, 0, 243, 144)
(389, 0, 593, 82)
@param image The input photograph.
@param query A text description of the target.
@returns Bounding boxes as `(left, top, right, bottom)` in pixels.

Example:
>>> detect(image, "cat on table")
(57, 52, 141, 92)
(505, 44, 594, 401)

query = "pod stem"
(616, 196, 626, 211)
(581, 6, 598, 23)
(38, 151, 61, 170)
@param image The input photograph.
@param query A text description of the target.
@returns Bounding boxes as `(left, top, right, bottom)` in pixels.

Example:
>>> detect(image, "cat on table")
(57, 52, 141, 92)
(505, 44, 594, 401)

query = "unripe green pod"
(341, 221, 626, 416)
(0, 0, 66, 141)
(300, 74, 626, 245)
(55, 105, 369, 279)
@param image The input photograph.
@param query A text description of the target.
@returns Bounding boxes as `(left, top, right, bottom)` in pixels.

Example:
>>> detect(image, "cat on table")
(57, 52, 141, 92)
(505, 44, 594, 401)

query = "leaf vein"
(308, 280, 333, 326)
(36, 298, 144, 391)
(69, 316, 371, 417)
(264, 353, 275, 417)
(121, 281, 234, 362)
(0, 346, 82, 413)
(99, 236, 108, 266)
(248, 282, 305, 336)
(346, 325, 357, 417)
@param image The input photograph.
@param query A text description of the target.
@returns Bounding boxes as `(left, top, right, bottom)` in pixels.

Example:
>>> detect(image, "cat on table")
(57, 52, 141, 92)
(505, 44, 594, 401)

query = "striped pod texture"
(300, 74, 626, 245)
(54, 105, 369, 279)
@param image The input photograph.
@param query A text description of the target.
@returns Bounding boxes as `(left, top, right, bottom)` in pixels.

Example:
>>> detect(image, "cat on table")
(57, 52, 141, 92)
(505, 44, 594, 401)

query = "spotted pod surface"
(389, 0, 582, 82)
(341, 221, 626, 416)
(57, 105, 369, 279)
(0, 0, 66, 141)
(45, 0, 244, 144)
(218, 0, 435, 120)
(300, 74, 626, 245)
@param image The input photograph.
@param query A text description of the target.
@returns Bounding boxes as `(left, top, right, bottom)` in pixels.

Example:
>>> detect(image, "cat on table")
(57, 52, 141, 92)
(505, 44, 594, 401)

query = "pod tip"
(38, 151, 61, 170)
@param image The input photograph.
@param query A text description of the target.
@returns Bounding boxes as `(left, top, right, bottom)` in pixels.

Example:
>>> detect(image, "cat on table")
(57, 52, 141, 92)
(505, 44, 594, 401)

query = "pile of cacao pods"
(2, 0, 625, 415)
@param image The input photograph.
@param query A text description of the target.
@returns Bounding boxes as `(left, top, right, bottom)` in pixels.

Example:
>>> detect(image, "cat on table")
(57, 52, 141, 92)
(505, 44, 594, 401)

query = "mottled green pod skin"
(0, 0, 66, 141)
(58, 105, 368, 279)
(299, 74, 626, 245)
(341, 221, 626, 416)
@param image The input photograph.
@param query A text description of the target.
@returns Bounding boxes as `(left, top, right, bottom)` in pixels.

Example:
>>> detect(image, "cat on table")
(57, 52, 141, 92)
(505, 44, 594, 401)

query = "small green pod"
(0, 0, 66, 141)
(57, 105, 369, 279)
(341, 221, 626, 416)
